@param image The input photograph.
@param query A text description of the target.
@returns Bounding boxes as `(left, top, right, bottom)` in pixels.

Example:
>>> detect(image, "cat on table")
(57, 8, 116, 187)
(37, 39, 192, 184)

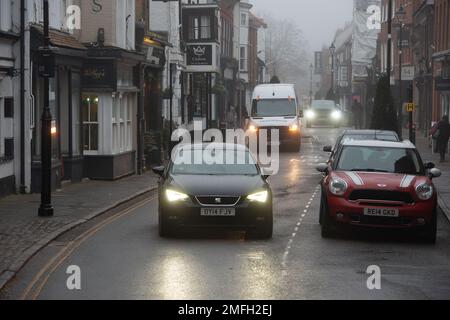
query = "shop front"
(30, 26, 86, 193)
(81, 49, 144, 180)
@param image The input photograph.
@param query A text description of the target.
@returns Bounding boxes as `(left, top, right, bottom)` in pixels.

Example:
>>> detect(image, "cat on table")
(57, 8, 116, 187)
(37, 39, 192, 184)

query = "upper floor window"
(241, 13, 247, 26)
(188, 15, 212, 40)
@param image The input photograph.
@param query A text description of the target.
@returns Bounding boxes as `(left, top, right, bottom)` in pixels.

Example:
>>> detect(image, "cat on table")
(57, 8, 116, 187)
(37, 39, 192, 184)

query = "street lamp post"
(310, 63, 313, 107)
(38, 0, 54, 217)
(330, 43, 336, 100)
(396, 6, 406, 141)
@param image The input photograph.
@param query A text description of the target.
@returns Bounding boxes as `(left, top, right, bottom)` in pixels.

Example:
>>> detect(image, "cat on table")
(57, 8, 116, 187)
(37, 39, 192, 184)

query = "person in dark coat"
(434, 115, 450, 162)
(351, 99, 363, 129)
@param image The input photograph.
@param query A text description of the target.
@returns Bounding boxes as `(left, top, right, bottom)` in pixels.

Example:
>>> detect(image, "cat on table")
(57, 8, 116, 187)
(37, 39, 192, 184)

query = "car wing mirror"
(323, 146, 333, 153)
(316, 163, 329, 174)
(261, 168, 274, 180)
(152, 166, 166, 177)
(429, 168, 441, 179)
(298, 109, 304, 118)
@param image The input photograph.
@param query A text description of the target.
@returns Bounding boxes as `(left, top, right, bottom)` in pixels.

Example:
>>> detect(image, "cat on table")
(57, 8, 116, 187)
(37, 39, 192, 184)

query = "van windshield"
(251, 99, 297, 117)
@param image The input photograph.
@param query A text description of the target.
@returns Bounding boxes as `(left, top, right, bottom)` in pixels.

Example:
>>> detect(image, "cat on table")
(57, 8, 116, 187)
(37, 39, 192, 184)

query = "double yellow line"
(21, 196, 155, 300)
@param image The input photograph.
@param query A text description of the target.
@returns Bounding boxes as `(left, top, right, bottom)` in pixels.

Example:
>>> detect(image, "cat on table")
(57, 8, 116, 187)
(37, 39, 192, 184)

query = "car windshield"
(342, 134, 399, 143)
(311, 100, 336, 110)
(251, 99, 297, 117)
(336, 146, 423, 174)
(171, 147, 259, 176)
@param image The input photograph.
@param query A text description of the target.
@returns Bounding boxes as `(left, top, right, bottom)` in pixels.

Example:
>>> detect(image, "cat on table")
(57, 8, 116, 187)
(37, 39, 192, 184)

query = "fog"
(252, 0, 354, 51)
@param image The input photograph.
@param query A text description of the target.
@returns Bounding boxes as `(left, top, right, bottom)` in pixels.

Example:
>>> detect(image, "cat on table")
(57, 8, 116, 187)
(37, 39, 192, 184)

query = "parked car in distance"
(316, 139, 441, 243)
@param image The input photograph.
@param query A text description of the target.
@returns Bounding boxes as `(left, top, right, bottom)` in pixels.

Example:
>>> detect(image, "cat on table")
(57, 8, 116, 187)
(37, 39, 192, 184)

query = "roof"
(341, 140, 416, 149)
(342, 130, 399, 136)
(175, 143, 250, 152)
(31, 24, 86, 51)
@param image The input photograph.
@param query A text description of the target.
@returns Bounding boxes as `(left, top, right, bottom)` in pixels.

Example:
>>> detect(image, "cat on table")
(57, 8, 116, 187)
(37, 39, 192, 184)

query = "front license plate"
(364, 208, 399, 217)
(201, 208, 236, 217)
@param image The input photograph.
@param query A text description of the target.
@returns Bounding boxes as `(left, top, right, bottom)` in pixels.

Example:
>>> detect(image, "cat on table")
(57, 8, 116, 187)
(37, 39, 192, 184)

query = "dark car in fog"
(305, 100, 343, 128)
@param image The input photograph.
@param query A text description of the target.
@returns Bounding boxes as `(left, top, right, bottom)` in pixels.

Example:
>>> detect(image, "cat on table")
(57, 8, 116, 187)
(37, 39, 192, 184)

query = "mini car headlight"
(247, 190, 269, 203)
(289, 124, 299, 132)
(416, 183, 434, 200)
(329, 178, 348, 196)
(166, 189, 189, 202)
(305, 110, 315, 119)
(331, 110, 342, 120)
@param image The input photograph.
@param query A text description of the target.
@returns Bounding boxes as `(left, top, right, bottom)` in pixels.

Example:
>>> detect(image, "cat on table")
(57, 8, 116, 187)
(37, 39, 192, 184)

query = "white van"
(247, 84, 302, 151)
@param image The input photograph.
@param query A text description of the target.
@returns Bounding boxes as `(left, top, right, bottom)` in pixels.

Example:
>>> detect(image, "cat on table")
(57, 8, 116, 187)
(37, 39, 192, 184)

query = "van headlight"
(166, 189, 189, 202)
(329, 178, 348, 196)
(247, 191, 269, 203)
(289, 124, 299, 132)
(416, 183, 434, 200)
(249, 125, 258, 132)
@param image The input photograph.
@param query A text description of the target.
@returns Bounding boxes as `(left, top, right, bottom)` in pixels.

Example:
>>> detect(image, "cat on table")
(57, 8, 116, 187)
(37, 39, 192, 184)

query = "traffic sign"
(405, 103, 415, 112)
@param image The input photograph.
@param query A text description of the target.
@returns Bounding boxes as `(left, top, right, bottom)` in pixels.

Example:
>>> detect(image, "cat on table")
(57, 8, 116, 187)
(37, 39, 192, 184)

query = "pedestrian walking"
(351, 99, 363, 129)
(432, 115, 450, 162)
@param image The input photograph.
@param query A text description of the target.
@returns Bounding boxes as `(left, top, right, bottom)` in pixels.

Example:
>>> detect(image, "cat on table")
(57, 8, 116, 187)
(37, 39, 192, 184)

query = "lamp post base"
(38, 205, 54, 217)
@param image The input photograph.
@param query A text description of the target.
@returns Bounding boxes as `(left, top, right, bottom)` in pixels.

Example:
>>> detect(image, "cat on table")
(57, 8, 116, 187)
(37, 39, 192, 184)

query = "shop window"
(82, 95, 99, 152)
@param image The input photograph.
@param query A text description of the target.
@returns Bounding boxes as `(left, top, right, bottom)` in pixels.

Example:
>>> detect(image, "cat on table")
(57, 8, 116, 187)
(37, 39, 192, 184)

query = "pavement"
(0, 172, 159, 291)
(408, 130, 450, 222)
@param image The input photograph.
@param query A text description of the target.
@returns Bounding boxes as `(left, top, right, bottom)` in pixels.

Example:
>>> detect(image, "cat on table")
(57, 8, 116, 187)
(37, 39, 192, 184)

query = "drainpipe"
(20, 0, 26, 194)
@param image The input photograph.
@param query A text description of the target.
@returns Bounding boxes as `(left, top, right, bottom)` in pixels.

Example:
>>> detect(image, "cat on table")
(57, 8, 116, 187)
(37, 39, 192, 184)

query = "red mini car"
(316, 140, 442, 243)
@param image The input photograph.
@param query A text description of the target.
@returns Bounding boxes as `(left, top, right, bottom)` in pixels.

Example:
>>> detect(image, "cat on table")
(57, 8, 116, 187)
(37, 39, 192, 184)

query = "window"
(4, 97, 13, 118)
(240, 46, 247, 71)
(241, 13, 247, 26)
(112, 94, 133, 154)
(188, 15, 212, 40)
(82, 95, 99, 152)
(4, 138, 14, 160)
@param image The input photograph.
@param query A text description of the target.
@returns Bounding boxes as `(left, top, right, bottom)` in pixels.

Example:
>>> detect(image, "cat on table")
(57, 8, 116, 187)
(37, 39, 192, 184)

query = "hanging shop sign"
(187, 45, 213, 66)
(81, 60, 117, 90)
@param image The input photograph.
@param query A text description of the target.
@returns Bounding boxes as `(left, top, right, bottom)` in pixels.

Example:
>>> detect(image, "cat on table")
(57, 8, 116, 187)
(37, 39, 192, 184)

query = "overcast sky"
(252, 0, 354, 52)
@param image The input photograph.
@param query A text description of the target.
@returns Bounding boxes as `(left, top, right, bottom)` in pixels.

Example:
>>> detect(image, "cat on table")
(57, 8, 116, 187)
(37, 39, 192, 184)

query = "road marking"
(21, 196, 155, 300)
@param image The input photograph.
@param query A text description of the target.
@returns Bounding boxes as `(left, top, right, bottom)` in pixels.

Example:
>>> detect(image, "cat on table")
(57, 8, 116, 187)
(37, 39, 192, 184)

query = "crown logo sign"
(192, 46, 206, 56)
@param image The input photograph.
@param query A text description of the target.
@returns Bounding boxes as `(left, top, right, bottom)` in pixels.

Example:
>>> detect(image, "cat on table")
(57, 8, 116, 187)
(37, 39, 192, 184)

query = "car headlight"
(305, 110, 315, 119)
(331, 110, 342, 120)
(416, 183, 434, 200)
(247, 190, 269, 203)
(166, 189, 189, 202)
(329, 178, 348, 196)
(289, 124, 299, 132)
(249, 125, 258, 132)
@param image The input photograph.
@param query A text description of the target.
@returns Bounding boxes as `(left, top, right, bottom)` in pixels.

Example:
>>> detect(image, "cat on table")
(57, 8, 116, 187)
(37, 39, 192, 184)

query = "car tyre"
(159, 211, 175, 238)
(320, 194, 338, 238)
(419, 209, 437, 244)
(249, 214, 273, 240)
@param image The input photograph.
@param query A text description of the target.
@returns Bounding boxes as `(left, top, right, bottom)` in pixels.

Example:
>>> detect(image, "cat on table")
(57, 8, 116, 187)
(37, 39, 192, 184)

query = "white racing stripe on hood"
(345, 172, 364, 186)
(400, 175, 415, 188)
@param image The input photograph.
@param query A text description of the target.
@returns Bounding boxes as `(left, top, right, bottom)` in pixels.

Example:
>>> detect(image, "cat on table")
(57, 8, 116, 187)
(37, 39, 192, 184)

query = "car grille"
(349, 190, 414, 204)
(196, 196, 241, 206)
